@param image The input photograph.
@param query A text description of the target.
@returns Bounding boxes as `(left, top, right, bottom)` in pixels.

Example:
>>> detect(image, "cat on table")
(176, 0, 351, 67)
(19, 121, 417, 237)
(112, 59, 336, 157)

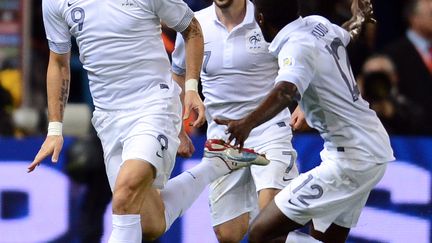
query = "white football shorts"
(209, 121, 299, 226)
(274, 151, 387, 232)
(91, 96, 182, 191)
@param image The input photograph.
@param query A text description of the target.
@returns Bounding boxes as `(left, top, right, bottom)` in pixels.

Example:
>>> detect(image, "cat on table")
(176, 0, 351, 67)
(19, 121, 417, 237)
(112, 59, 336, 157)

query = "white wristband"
(47, 122, 63, 136)
(185, 78, 198, 92)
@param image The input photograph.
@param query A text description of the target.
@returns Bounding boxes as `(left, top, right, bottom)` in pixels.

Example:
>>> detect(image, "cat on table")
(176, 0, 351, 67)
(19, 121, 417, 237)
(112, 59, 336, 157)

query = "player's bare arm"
(343, 0, 376, 40)
(172, 72, 196, 158)
(215, 81, 298, 149)
(180, 17, 206, 128)
(28, 51, 71, 172)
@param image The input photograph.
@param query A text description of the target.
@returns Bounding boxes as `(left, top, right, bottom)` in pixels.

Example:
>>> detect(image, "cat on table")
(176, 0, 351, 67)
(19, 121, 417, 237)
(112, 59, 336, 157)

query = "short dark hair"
(253, 0, 299, 30)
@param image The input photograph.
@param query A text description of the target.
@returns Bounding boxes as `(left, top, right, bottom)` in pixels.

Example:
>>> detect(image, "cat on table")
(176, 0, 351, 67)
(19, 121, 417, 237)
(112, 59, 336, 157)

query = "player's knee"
(112, 182, 141, 214)
(214, 224, 247, 243)
(142, 226, 165, 242)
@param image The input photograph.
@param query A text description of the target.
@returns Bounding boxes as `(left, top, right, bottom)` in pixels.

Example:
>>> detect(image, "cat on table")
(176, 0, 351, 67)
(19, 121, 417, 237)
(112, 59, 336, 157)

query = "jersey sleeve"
(42, 0, 71, 54)
(171, 33, 186, 75)
(147, 0, 194, 33)
(275, 37, 316, 96)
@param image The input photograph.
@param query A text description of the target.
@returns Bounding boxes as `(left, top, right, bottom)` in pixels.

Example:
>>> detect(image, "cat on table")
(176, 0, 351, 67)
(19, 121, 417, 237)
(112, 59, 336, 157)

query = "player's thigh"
(213, 213, 250, 243)
(111, 159, 157, 213)
(251, 141, 299, 209)
(258, 188, 280, 210)
(122, 131, 179, 189)
(249, 200, 303, 243)
(310, 223, 350, 243)
(91, 96, 181, 191)
(114, 159, 156, 196)
(274, 159, 386, 233)
(121, 98, 181, 189)
(209, 166, 257, 227)
(91, 109, 122, 191)
(311, 160, 386, 232)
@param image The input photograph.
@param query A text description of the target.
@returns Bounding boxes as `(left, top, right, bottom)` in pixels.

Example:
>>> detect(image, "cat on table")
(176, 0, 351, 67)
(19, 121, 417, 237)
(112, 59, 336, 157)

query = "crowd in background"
(0, 0, 430, 138)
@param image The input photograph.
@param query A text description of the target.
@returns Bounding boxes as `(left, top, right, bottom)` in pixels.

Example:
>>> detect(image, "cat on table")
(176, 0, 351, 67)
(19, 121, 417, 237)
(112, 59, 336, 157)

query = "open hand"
(28, 135, 64, 172)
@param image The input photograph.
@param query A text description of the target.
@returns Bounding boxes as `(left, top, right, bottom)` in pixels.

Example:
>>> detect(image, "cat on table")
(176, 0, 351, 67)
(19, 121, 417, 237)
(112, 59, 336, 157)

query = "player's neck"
(215, 1, 246, 32)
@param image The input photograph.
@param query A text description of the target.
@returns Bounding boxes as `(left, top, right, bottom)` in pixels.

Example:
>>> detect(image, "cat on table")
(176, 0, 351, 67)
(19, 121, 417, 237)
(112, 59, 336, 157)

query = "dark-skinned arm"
(215, 81, 298, 150)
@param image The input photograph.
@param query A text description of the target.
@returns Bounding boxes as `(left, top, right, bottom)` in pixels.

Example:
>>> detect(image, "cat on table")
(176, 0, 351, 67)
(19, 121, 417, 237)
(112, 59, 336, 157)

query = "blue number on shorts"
(282, 150, 296, 181)
(203, 51, 211, 73)
(292, 174, 324, 206)
(157, 134, 169, 151)
(325, 38, 360, 102)
(71, 7, 85, 31)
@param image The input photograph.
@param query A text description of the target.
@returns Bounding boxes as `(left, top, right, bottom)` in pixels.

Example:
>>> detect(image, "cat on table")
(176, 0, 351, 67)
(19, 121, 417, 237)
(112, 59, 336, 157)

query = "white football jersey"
(43, 0, 194, 109)
(172, 1, 292, 144)
(269, 16, 394, 163)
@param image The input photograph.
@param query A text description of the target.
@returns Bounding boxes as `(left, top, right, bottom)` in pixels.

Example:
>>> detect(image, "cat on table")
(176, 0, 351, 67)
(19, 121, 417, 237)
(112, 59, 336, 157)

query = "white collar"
(268, 17, 304, 56)
(406, 29, 431, 55)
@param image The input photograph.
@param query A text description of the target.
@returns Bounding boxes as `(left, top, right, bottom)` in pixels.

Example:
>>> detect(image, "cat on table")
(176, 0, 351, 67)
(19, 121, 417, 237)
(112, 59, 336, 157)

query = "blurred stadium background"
(0, 0, 431, 242)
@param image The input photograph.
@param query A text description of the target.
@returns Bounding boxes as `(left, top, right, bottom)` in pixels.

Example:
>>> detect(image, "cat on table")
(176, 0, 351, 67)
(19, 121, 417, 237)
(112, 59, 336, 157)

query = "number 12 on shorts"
(290, 174, 324, 207)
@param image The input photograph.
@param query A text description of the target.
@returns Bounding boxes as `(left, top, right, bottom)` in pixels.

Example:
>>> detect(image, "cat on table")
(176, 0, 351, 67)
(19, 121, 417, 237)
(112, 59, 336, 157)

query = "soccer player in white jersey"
(27, 0, 266, 242)
(171, 0, 300, 242)
(216, 0, 394, 242)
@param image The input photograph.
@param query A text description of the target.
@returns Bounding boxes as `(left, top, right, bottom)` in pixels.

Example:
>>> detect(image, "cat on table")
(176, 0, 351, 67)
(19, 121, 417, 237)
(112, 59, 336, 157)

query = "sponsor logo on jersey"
(277, 121, 287, 127)
(160, 84, 169, 90)
(156, 151, 163, 158)
(67, 0, 77, 7)
(288, 198, 299, 207)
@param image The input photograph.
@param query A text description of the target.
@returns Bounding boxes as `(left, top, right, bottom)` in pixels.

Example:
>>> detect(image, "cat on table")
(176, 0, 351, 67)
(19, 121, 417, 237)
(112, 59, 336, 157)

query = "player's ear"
(256, 12, 264, 27)
(259, 13, 264, 25)
(253, 3, 264, 27)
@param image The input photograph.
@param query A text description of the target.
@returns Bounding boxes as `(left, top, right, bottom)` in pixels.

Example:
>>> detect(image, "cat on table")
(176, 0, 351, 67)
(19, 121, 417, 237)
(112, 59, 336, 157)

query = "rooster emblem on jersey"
(248, 33, 262, 46)
(246, 29, 267, 53)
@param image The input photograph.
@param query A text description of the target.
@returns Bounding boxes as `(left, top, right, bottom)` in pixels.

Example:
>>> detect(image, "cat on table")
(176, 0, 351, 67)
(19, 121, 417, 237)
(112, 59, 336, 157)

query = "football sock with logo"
(286, 231, 322, 243)
(108, 214, 142, 243)
(161, 157, 229, 231)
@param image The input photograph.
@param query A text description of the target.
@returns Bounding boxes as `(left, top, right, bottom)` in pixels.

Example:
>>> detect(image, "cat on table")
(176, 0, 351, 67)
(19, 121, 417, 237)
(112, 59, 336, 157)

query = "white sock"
(286, 231, 322, 243)
(161, 157, 229, 231)
(108, 214, 142, 243)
